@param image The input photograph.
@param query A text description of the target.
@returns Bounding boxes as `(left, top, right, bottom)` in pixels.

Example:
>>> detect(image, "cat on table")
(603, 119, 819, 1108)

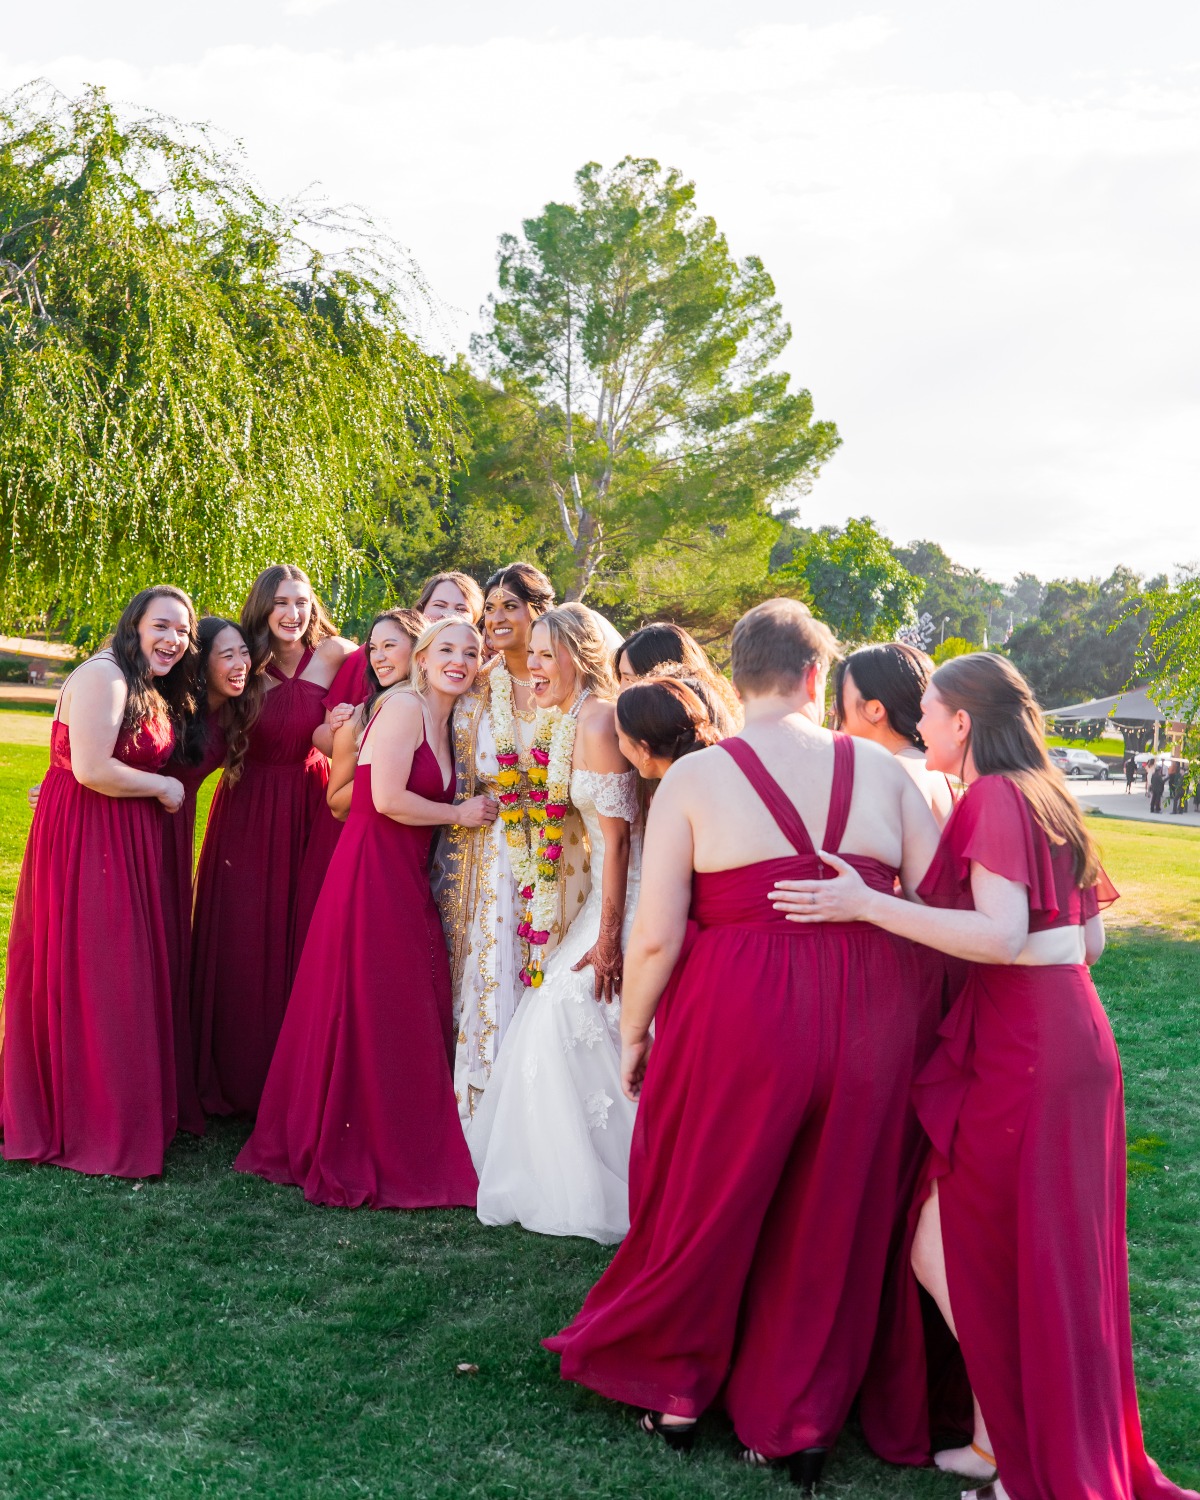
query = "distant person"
(1124, 754, 1137, 794)
(1149, 762, 1165, 813)
(1168, 761, 1185, 815)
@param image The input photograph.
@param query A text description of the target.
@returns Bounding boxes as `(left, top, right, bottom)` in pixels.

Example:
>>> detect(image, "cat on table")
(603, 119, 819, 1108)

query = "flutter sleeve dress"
(869, 775, 1194, 1500)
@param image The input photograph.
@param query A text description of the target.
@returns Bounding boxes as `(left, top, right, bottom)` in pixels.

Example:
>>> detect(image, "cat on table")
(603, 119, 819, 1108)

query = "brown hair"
(240, 564, 335, 674)
(932, 652, 1100, 887)
(835, 642, 933, 748)
(617, 677, 722, 764)
(107, 585, 199, 732)
(615, 621, 743, 732)
(482, 561, 555, 617)
(415, 571, 485, 622)
(731, 599, 839, 699)
(534, 604, 616, 700)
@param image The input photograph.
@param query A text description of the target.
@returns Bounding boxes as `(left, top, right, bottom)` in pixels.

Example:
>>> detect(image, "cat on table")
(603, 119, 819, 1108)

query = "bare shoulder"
(849, 736, 911, 788)
(315, 634, 355, 666)
(577, 696, 616, 741)
(576, 698, 628, 772)
(659, 741, 730, 799)
(373, 689, 424, 741)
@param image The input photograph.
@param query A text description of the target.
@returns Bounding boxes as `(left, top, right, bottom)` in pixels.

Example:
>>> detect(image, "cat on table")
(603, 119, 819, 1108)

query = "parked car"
(1058, 749, 1110, 780)
(1047, 746, 1071, 768)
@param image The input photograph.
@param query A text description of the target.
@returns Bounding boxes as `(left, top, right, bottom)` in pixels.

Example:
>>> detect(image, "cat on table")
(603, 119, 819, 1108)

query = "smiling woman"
(189, 565, 354, 1119)
(235, 617, 490, 1209)
(1, 585, 198, 1179)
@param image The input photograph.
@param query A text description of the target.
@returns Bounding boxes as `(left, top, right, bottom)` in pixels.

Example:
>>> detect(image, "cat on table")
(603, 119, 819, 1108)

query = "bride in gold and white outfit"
(436, 564, 591, 1122)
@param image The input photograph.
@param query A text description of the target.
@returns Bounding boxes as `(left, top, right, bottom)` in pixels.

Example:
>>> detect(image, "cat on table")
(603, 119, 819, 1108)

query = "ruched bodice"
(692, 852, 899, 932)
(50, 715, 175, 775)
(247, 652, 326, 768)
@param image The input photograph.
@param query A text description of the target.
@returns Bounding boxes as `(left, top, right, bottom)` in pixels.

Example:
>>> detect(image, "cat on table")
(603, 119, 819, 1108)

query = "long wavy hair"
(932, 652, 1100, 886)
(240, 564, 336, 673)
(177, 616, 260, 783)
(615, 621, 743, 732)
(535, 603, 617, 701)
(107, 585, 199, 732)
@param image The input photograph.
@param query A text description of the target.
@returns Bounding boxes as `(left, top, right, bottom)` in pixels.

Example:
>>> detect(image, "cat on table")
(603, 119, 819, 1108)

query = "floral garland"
(517, 708, 578, 988)
(490, 662, 539, 893)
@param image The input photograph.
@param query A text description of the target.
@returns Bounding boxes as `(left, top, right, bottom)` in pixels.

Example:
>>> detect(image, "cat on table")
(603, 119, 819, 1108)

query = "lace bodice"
(569, 769, 641, 889)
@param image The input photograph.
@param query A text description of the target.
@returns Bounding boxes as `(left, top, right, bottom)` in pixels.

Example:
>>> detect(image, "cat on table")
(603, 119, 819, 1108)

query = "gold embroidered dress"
(436, 682, 590, 1123)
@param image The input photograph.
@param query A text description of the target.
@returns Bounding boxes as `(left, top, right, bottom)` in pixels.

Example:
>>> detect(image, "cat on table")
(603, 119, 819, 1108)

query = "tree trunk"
(565, 509, 604, 602)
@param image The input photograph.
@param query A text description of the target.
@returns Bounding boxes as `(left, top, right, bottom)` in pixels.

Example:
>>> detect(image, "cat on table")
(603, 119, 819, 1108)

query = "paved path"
(0, 685, 59, 705)
(1067, 777, 1200, 830)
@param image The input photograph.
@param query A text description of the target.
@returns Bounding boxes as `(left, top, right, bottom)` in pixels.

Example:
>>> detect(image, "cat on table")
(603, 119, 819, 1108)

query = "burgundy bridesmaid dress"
(190, 649, 328, 1116)
(160, 712, 227, 1136)
(234, 715, 477, 1210)
(546, 735, 937, 1458)
(2, 716, 178, 1177)
(866, 775, 1197, 1500)
(290, 645, 371, 964)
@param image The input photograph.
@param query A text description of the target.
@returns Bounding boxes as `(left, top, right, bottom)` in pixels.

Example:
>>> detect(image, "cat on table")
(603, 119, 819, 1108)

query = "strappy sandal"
(736, 1443, 827, 1490)
(935, 1442, 998, 1480)
(640, 1410, 696, 1452)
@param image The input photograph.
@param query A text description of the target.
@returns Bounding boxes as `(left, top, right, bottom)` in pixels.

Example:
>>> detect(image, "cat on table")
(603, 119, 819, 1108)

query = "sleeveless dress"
(546, 735, 936, 1458)
(161, 712, 227, 1136)
(234, 714, 477, 1209)
(468, 767, 642, 1244)
(190, 649, 329, 1116)
(2, 715, 178, 1178)
(290, 646, 372, 958)
(865, 776, 1197, 1500)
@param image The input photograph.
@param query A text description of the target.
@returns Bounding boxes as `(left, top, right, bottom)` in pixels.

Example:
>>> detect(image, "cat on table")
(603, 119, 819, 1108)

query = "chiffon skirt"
(867, 964, 1197, 1500)
(2, 769, 176, 1177)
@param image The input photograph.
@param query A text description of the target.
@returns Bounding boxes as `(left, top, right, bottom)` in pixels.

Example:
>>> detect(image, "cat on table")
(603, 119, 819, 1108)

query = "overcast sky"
(3, 1, 1197, 587)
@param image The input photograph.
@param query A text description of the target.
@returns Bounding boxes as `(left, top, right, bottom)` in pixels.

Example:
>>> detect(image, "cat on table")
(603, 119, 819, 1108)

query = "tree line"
(1, 84, 1193, 713)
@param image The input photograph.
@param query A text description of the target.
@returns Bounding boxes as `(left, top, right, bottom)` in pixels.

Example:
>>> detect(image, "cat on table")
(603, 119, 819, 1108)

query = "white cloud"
(1, 15, 1197, 584)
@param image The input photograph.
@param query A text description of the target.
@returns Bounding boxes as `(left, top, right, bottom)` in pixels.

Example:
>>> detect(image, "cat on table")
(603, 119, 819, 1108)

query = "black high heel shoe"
(640, 1410, 697, 1453)
(786, 1447, 828, 1491)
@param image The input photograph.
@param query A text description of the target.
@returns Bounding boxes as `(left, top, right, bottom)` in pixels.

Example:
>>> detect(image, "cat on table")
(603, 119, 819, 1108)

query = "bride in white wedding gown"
(469, 605, 640, 1245)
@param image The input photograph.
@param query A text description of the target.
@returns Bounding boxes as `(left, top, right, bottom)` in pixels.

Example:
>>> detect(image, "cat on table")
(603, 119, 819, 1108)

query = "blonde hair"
(407, 616, 484, 699)
(535, 604, 617, 700)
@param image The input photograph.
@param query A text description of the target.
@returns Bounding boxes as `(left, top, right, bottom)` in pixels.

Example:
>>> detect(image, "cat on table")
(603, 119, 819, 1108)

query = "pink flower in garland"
(531, 747, 551, 767)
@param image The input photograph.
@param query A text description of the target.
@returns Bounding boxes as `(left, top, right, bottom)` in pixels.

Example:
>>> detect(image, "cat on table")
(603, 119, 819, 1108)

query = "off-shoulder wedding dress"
(468, 767, 641, 1244)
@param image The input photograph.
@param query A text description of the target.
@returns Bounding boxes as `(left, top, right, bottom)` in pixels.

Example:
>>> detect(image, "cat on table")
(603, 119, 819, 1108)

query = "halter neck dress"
(547, 733, 938, 1459)
(160, 709, 227, 1136)
(189, 648, 329, 1116)
(290, 644, 373, 963)
(235, 709, 477, 1209)
(3, 713, 178, 1177)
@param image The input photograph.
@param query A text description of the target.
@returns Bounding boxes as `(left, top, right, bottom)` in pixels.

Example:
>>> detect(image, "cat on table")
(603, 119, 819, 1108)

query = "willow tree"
(475, 157, 840, 602)
(0, 83, 452, 635)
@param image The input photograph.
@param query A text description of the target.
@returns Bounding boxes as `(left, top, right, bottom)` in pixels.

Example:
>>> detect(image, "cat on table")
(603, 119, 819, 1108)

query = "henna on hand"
(571, 897, 625, 1003)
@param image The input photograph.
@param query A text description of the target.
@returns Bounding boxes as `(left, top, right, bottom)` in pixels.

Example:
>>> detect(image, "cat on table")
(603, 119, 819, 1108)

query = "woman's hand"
(770, 850, 874, 923)
(454, 794, 497, 829)
(327, 702, 356, 734)
(27, 783, 41, 811)
(571, 896, 624, 1002)
(156, 776, 186, 815)
(621, 1032, 652, 1103)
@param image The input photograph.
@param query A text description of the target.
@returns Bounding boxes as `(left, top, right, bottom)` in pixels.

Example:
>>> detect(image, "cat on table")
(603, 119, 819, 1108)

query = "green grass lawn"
(0, 735, 1197, 1498)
